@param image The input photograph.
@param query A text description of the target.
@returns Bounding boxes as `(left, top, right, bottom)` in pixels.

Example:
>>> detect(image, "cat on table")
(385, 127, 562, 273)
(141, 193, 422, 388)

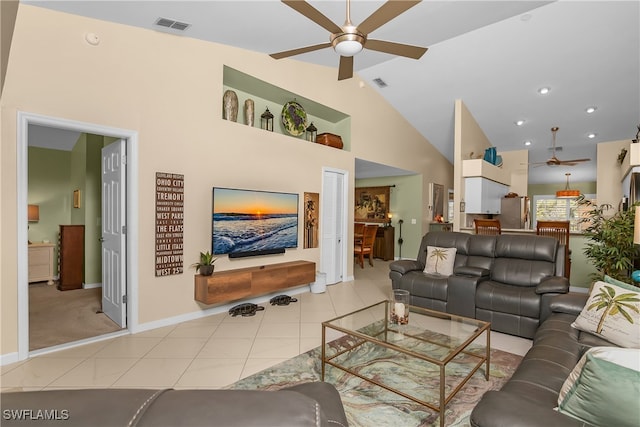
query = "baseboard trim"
(83, 282, 102, 289)
(0, 352, 19, 366)
(569, 286, 589, 294)
(131, 284, 311, 334)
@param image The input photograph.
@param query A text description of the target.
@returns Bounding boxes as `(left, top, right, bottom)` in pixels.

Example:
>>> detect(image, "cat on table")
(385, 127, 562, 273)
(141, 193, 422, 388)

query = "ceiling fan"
(530, 126, 591, 167)
(270, 0, 428, 81)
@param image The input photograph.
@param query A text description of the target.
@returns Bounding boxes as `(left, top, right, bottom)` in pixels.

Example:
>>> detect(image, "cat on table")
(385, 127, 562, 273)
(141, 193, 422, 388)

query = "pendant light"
(556, 173, 580, 198)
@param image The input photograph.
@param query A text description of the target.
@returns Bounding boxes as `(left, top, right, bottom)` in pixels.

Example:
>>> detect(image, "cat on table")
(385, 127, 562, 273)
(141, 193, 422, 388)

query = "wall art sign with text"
(155, 172, 184, 276)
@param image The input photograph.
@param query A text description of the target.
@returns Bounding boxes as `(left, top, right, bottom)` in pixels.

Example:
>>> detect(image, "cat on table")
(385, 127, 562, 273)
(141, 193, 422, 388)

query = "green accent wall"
(27, 147, 72, 269)
(356, 174, 423, 260)
(528, 181, 597, 197)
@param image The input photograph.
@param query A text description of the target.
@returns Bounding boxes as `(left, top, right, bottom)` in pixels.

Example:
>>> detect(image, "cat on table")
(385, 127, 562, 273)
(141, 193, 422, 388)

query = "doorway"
(17, 112, 139, 360)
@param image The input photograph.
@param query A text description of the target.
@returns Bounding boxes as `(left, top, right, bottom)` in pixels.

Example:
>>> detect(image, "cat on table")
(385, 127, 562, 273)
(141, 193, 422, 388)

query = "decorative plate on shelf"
(281, 101, 308, 136)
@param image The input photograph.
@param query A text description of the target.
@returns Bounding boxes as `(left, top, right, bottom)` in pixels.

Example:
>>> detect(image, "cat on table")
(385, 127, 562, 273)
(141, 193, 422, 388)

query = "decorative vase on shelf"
(222, 90, 238, 122)
(244, 99, 255, 127)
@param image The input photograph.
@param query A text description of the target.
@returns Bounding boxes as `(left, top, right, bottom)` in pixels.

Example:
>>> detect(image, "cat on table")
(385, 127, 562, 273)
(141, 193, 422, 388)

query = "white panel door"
(101, 140, 126, 328)
(321, 170, 345, 284)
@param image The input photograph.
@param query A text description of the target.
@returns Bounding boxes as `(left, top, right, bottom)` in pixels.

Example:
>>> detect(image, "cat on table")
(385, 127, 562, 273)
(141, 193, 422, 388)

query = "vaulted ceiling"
(23, 1, 640, 184)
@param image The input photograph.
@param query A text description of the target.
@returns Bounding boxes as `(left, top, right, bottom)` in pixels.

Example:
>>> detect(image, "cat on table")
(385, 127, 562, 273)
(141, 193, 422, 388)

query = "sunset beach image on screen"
(212, 188, 299, 257)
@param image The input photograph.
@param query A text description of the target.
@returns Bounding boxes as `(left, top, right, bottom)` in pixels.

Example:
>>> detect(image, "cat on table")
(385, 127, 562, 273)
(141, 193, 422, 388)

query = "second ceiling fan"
(270, 0, 428, 81)
(530, 126, 591, 167)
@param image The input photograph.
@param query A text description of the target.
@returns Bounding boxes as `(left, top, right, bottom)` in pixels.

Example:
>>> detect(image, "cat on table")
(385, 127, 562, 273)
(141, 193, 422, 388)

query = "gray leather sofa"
(0, 382, 348, 427)
(389, 231, 569, 338)
(470, 292, 615, 427)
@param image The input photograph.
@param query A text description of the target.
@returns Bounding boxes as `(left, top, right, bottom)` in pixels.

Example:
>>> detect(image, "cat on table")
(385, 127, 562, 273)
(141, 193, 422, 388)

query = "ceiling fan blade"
(281, 0, 342, 34)
(358, 0, 422, 35)
(338, 56, 354, 80)
(560, 158, 591, 164)
(270, 42, 332, 59)
(365, 39, 428, 59)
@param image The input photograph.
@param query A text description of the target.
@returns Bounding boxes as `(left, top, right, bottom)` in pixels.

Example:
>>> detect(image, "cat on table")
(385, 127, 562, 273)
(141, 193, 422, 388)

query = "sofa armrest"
(536, 276, 570, 295)
(470, 391, 584, 427)
(453, 266, 490, 277)
(448, 274, 484, 318)
(389, 259, 423, 275)
(549, 292, 589, 316)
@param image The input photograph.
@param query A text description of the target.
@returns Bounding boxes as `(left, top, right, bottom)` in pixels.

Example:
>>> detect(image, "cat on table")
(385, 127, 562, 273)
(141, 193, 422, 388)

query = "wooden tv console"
(194, 260, 316, 305)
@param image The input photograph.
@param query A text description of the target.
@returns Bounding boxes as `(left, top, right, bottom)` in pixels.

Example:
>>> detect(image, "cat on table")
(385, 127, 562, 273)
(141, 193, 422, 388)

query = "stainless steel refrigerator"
(498, 197, 530, 229)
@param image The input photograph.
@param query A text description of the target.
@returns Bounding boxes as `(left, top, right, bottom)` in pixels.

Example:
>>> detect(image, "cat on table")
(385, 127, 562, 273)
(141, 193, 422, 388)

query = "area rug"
(229, 335, 522, 427)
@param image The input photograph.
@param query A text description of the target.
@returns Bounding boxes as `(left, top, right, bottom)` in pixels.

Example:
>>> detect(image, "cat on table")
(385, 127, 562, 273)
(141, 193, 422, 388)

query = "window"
(532, 194, 596, 232)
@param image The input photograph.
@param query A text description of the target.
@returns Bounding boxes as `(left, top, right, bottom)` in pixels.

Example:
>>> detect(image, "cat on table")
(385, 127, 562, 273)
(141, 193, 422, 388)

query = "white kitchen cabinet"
(465, 177, 509, 214)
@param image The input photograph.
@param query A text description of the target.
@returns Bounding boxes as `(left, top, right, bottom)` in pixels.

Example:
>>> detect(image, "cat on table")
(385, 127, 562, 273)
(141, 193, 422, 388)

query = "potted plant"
(577, 195, 639, 286)
(191, 251, 217, 276)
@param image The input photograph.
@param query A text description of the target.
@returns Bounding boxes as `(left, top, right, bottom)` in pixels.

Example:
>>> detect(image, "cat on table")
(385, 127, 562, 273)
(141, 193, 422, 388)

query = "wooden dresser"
(28, 243, 55, 285)
(58, 225, 84, 291)
(374, 226, 395, 261)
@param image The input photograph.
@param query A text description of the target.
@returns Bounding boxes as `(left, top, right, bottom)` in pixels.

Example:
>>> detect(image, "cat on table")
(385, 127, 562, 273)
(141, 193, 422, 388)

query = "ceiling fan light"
(334, 40, 363, 56)
(331, 32, 365, 57)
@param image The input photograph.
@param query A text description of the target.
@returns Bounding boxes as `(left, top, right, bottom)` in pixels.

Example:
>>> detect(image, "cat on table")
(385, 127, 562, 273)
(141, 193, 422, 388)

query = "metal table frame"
(321, 300, 490, 427)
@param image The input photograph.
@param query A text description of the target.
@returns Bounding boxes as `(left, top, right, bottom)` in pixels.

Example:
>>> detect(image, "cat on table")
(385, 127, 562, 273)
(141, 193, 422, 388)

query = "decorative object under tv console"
(194, 260, 315, 305)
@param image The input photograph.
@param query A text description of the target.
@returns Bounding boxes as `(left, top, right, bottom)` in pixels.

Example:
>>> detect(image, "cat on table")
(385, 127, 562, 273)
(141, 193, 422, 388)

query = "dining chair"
(536, 220, 571, 279)
(354, 222, 365, 245)
(473, 219, 502, 235)
(354, 224, 379, 268)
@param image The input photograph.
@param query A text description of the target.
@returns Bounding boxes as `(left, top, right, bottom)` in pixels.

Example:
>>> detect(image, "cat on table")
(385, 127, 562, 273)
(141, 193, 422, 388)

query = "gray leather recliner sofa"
(470, 292, 616, 427)
(389, 231, 569, 338)
(0, 382, 348, 427)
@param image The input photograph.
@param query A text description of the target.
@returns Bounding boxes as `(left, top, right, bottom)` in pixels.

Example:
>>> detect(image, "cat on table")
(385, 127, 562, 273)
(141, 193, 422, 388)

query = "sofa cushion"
(406, 271, 449, 301)
(424, 246, 457, 276)
(572, 280, 640, 348)
(491, 258, 556, 288)
(476, 281, 540, 318)
(465, 235, 496, 269)
(495, 234, 557, 262)
(556, 346, 640, 427)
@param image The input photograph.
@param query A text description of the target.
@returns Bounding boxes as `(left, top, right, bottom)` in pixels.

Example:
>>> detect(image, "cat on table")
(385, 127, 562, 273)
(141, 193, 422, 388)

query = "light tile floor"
(1, 260, 532, 392)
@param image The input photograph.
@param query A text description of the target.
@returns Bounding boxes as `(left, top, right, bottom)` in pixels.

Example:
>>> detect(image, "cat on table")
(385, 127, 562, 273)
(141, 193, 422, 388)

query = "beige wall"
(0, 0, 19, 95)
(453, 99, 492, 230)
(1, 5, 452, 358)
(597, 139, 632, 211)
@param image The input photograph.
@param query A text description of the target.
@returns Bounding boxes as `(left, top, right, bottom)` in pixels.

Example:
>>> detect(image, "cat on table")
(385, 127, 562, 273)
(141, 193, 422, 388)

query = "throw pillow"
(556, 346, 640, 427)
(571, 280, 640, 348)
(604, 274, 638, 291)
(424, 246, 457, 276)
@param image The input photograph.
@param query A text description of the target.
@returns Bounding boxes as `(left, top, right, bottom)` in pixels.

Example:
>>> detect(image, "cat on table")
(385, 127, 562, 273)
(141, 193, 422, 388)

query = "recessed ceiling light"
(585, 106, 597, 114)
(524, 140, 532, 146)
(587, 133, 597, 139)
(515, 120, 525, 126)
(538, 87, 551, 95)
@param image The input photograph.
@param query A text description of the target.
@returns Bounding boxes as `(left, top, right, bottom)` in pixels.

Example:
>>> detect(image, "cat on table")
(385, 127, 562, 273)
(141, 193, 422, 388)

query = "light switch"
(411, 219, 417, 224)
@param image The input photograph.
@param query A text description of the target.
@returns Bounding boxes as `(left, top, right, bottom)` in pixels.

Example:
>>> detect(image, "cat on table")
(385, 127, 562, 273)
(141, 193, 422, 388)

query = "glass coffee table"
(321, 300, 490, 427)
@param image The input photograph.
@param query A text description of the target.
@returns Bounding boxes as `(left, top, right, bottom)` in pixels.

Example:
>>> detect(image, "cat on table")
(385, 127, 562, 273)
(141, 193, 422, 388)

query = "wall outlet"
(411, 218, 417, 224)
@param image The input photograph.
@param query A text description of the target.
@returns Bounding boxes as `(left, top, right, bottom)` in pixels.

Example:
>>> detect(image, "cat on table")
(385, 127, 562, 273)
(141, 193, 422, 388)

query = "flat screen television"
(212, 187, 299, 258)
